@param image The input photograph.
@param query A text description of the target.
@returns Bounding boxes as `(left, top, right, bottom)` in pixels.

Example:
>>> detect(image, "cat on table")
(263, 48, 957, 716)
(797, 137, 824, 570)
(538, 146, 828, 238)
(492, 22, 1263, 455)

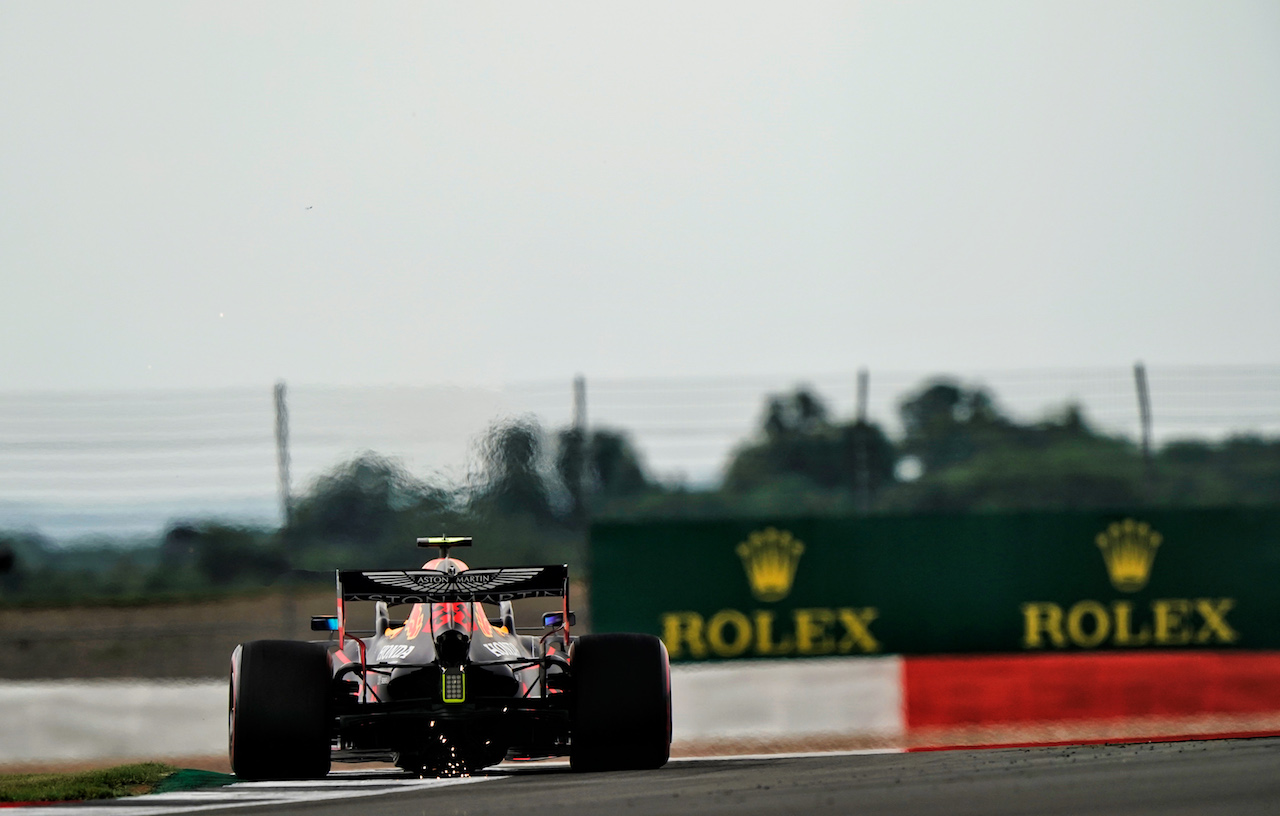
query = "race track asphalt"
(233, 738, 1280, 816)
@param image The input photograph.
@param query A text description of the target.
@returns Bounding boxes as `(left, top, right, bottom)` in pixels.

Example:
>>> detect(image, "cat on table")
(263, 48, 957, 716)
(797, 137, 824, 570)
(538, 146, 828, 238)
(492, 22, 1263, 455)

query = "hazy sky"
(2, 1, 1277, 391)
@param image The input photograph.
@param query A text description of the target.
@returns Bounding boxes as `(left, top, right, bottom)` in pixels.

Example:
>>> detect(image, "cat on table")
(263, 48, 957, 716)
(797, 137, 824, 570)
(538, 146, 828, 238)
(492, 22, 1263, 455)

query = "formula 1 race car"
(228, 537, 671, 779)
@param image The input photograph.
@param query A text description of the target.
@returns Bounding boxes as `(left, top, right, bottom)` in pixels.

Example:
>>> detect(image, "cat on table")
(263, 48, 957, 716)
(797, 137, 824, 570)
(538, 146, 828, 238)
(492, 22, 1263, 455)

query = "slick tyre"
(229, 640, 332, 780)
(569, 633, 671, 772)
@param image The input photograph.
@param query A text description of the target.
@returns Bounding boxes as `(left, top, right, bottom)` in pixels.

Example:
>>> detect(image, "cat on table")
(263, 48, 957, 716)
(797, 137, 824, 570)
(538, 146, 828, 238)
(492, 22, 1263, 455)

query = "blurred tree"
(153, 523, 287, 588)
(0, 538, 18, 594)
(588, 430, 651, 498)
(897, 379, 1008, 474)
(724, 388, 896, 499)
(554, 426, 587, 527)
(884, 384, 1148, 511)
(287, 452, 455, 566)
(1155, 435, 1280, 507)
(471, 420, 556, 526)
(0, 532, 52, 594)
(882, 436, 1145, 512)
(763, 389, 829, 438)
(1213, 436, 1280, 505)
(555, 427, 654, 524)
(160, 524, 199, 570)
(194, 525, 287, 586)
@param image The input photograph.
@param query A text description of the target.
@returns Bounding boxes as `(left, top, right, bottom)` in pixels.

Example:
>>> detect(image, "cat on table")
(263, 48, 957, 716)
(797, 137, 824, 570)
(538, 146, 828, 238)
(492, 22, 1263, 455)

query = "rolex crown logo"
(1096, 518, 1162, 592)
(736, 527, 805, 602)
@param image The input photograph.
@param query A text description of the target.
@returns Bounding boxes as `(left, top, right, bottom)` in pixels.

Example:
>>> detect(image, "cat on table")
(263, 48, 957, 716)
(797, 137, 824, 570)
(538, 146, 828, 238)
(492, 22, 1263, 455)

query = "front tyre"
(569, 633, 671, 772)
(229, 640, 332, 780)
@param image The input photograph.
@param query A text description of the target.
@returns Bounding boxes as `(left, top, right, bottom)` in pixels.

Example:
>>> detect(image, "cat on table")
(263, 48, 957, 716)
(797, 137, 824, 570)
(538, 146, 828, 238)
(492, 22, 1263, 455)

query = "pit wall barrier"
(674, 650, 1280, 754)
(898, 650, 1280, 749)
(0, 679, 228, 765)
(5, 651, 1280, 765)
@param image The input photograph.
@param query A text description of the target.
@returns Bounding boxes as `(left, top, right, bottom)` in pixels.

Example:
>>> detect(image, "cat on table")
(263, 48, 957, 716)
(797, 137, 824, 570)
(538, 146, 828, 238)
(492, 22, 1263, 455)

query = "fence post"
(855, 368, 871, 513)
(573, 375, 589, 523)
(274, 381, 293, 528)
(1133, 362, 1155, 494)
(573, 374, 588, 433)
(274, 381, 296, 638)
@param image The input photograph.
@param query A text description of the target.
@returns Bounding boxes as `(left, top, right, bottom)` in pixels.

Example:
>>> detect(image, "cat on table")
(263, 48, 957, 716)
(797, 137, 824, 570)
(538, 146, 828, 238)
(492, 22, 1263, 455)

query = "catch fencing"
(1, 365, 1277, 541)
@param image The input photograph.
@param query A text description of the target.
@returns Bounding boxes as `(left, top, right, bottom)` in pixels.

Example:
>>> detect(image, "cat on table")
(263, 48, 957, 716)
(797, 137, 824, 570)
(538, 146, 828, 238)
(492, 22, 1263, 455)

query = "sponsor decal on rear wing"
(338, 565, 569, 604)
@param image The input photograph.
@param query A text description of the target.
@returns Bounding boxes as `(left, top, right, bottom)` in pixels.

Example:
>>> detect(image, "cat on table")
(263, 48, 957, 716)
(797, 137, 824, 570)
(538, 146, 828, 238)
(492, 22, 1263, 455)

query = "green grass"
(0, 763, 188, 803)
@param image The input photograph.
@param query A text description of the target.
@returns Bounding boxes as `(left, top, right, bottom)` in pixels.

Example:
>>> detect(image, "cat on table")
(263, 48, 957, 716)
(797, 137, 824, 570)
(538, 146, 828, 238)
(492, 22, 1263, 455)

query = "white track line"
(497, 747, 903, 772)
(671, 748, 905, 761)
(2, 776, 496, 815)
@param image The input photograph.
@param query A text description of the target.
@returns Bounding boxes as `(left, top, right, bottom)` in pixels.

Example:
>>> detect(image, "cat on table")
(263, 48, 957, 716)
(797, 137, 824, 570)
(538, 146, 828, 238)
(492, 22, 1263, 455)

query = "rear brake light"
(442, 668, 466, 703)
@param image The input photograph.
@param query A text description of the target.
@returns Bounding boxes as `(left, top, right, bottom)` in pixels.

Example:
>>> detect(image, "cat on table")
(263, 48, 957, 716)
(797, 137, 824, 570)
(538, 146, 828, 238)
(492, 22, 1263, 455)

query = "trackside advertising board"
(588, 509, 1280, 661)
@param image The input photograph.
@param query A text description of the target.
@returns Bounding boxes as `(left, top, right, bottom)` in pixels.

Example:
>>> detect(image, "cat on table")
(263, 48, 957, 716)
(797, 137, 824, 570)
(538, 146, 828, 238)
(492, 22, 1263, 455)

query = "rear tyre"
(569, 633, 671, 772)
(229, 640, 332, 780)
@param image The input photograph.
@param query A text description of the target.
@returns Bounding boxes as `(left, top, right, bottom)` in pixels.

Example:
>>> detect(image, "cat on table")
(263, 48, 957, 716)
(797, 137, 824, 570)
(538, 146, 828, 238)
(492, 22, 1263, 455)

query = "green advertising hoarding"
(589, 509, 1280, 660)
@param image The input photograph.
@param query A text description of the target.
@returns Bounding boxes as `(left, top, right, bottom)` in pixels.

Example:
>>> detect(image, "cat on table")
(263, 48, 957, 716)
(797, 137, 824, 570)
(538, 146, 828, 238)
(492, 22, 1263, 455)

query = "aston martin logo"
(737, 527, 805, 602)
(1096, 519, 1162, 592)
(364, 567, 545, 594)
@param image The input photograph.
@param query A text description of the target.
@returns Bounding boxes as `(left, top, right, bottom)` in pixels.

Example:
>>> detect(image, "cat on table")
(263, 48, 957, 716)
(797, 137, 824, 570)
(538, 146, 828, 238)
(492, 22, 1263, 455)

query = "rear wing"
(337, 565, 568, 605)
(330, 565, 572, 650)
